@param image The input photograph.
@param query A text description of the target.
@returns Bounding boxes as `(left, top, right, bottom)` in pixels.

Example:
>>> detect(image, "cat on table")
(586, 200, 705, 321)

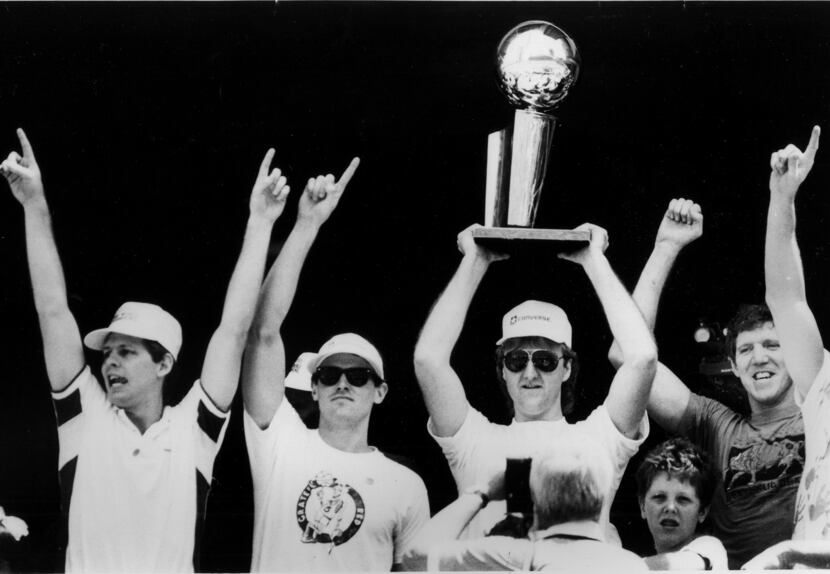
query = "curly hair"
(635, 438, 716, 509)
(494, 336, 579, 417)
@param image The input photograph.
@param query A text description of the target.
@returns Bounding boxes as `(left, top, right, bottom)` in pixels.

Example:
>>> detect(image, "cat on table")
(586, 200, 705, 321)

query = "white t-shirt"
(52, 366, 230, 573)
(429, 405, 647, 540)
(793, 349, 830, 540)
(678, 535, 729, 570)
(244, 400, 430, 572)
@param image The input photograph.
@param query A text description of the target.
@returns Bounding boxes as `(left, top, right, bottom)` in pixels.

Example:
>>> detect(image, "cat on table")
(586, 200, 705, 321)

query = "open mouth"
(752, 371, 774, 381)
(107, 375, 128, 388)
(659, 518, 680, 528)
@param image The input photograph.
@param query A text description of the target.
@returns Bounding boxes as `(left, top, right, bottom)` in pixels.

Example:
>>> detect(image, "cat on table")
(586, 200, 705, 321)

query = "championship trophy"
(472, 20, 589, 250)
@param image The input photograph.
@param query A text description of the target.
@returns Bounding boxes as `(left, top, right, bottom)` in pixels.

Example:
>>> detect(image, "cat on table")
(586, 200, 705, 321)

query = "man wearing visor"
(241, 161, 429, 572)
(414, 223, 657, 540)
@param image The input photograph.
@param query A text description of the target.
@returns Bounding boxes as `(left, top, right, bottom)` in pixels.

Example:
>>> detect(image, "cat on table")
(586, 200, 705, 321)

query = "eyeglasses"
(312, 366, 380, 387)
(503, 349, 563, 373)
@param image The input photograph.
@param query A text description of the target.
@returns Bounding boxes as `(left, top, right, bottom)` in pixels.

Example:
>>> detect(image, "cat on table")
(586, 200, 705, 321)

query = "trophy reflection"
(472, 20, 589, 249)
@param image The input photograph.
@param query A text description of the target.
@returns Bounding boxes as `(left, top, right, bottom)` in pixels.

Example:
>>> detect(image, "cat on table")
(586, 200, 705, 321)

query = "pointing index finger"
(17, 128, 36, 161)
(337, 157, 360, 188)
(805, 125, 821, 160)
(259, 148, 275, 177)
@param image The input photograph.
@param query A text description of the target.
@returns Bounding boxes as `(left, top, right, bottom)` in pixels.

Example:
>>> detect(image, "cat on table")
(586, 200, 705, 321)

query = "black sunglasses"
(503, 349, 563, 373)
(312, 366, 380, 387)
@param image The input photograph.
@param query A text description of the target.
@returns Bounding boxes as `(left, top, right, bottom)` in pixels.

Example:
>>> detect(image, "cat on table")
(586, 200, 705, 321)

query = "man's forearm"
(23, 197, 71, 315)
(216, 215, 276, 339)
(608, 242, 678, 368)
(253, 218, 320, 337)
(403, 493, 483, 568)
(415, 254, 489, 364)
(584, 253, 656, 359)
(631, 242, 681, 331)
(765, 196, 806, 306)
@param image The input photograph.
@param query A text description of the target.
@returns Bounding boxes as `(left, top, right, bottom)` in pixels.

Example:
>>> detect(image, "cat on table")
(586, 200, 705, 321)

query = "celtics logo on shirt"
(296, 471, 365, 546)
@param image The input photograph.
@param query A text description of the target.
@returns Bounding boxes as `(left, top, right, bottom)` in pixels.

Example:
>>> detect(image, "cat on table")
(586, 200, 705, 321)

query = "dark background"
(0, 1, 829, 571)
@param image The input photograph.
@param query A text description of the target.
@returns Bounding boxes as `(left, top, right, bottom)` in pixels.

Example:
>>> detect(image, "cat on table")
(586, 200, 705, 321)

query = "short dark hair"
(724, 304, 775, 361)
(494, 336, 579, 416)
(635, 438, 715, 509)
(141, 338, 179, 403)
(142, 339, 173, 363)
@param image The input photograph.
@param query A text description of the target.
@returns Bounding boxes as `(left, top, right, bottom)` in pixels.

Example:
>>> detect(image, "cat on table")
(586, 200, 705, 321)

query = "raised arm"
(608, 199, 703, 432)
(242, 158, 359, 427)
(559, 224, 657, 438)
(765, 126, 823, 397)
(1, 128, 84, 390)
(199, 149, 290, 411)
(413, 225, 508, 437)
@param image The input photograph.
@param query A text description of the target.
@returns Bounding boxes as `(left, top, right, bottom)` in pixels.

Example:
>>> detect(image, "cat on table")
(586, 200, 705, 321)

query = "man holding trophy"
(413, 21, 656, 543)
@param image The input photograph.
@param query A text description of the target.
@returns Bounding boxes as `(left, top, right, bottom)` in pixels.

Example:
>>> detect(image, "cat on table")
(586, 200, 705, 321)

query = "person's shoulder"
(590, 542, 648, 571)
(689, 392, 745, 419)
(376, 451, 428, 484)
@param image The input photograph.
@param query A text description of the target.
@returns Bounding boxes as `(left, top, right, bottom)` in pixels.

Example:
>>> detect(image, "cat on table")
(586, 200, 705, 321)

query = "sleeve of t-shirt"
(393, 473, 431, 565)
(244, 399, 308, 488)
(680, 535, 729, 570)
(677, 393, 738, 462)
(427, 408, 491, 487)
(51, 365, 107, 469)
(427, 536, 531, 571)
(174, 379, 231, 481)
(794, 350, 830, 410)
(580, 404, 650, 476)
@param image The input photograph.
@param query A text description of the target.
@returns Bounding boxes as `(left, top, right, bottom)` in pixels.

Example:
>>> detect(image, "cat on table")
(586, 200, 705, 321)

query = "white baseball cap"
(307, 333, 385, 381)
(496, 300, 572, 347)
(285, 352, 316, 392)
(83, 301, 183, 360)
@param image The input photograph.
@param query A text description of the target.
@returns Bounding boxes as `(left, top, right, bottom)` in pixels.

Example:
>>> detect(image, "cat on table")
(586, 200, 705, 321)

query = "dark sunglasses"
(503, 349, 563, 373)
(312, 366, 380, 387)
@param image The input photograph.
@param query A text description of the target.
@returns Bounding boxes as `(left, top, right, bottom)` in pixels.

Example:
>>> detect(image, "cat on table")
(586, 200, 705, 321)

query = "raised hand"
(297, 157, 360, 227)
(558, 223, 609, 266)
(250, 148, 291, 222)
(0, 506, 29, 542)
(655, 198, 703, 252)
(455, 224, 509, 263)
(770, 125, 821, 200)
(1, 128, 44, 205)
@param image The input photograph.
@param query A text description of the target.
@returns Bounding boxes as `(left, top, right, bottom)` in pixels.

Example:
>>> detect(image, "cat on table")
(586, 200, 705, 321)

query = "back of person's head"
(635, 438, 715, 509)
(724, 303, 774, 361)
(530, 436, 612, 529)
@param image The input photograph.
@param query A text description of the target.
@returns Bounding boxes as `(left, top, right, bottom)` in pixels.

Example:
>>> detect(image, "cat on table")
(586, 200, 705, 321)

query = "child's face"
(640, 472, 707, 554)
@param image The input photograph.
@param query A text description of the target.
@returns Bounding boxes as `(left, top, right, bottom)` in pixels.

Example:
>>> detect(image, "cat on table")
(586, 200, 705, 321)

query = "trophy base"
(471, 227, 590, 253)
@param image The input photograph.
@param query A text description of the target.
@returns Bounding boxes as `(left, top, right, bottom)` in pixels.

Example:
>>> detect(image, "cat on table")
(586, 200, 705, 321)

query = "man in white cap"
(413, 222, 657, 540)
(2, 129, 291, 572)
(241, 161, 429, 571)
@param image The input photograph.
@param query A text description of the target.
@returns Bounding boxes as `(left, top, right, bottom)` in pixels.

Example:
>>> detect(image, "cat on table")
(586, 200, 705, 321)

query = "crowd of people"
(1, 123, 828, 571)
